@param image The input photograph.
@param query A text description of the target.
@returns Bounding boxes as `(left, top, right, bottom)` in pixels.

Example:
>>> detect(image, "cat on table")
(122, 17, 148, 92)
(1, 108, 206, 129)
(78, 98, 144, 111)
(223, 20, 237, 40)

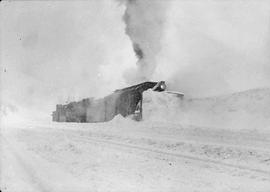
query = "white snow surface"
(143, 88, 270, 131)
(1, 88, 270, 192)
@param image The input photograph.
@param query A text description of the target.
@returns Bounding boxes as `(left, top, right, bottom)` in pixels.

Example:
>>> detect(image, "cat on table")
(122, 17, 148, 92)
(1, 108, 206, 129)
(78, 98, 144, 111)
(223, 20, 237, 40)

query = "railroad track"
(68, 134, 270, 177)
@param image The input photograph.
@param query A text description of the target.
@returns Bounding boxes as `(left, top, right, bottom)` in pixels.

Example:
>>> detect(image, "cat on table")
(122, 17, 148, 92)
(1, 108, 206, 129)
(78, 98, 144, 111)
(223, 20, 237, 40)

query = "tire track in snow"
(2, 137, 52, 192)
(69, 135, 270, 177)
(2, 132, 94, 192)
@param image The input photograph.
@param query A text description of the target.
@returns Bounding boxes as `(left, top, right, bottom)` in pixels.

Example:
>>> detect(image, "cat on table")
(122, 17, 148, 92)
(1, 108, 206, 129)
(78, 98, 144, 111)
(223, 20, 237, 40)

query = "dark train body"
(52, 81, 166, 123)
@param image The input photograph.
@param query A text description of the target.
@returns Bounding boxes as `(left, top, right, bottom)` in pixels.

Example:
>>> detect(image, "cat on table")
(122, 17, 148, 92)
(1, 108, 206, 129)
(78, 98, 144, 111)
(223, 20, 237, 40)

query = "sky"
(1, 0, 270, 121)
(158, 0, 270, 96)
(1, 0, 136, 120)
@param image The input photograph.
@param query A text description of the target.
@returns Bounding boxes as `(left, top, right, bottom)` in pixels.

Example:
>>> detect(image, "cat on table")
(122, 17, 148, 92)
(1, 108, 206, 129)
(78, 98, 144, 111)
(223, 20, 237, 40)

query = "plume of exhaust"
(121, 0, 270, 97)
(120, 0, 169, 84)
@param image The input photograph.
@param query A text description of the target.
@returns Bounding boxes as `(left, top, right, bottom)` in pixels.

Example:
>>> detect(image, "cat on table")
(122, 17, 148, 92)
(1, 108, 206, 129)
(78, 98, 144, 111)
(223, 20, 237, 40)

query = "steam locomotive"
(52, 81, 166, 123)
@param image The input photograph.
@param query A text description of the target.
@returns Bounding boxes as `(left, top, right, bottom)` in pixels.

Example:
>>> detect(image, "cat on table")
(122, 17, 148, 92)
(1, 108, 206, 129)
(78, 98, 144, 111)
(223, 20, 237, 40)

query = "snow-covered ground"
(1, 88, 270, 192)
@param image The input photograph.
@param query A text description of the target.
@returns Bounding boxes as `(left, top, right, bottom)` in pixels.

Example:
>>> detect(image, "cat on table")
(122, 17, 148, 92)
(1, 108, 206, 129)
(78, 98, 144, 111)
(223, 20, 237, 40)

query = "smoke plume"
(121, 0, 169, 84)
(121, 0, 270, 96)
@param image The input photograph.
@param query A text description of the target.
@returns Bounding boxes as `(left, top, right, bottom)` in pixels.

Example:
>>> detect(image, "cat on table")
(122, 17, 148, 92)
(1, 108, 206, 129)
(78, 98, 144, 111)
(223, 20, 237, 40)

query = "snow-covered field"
(1, 88, 270, 192)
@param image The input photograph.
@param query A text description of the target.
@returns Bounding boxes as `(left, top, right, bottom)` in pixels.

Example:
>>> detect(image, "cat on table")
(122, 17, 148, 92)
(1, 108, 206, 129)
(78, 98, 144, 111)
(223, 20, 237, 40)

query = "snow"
(1, 88, 270, 191)
(143, 88, 270, 131)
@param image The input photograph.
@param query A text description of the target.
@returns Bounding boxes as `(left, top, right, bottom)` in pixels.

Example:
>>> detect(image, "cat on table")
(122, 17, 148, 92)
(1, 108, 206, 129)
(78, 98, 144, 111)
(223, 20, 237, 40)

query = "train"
(52, 81, 166, 123)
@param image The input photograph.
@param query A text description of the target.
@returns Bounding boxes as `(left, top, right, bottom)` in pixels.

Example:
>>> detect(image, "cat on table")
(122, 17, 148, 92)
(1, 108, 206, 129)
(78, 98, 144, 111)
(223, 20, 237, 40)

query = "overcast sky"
(1, 0, 136, 119)
(1, 0, 270, 121)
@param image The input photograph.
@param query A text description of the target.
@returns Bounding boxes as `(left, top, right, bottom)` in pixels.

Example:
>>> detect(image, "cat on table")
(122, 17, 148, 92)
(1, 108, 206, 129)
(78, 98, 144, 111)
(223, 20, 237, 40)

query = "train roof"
(114, 81, 165, 93)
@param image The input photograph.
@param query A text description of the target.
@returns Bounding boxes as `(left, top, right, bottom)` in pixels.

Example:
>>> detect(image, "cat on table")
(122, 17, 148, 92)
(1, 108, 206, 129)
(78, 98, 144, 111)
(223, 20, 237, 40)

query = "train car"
(52, 81, 166, 123)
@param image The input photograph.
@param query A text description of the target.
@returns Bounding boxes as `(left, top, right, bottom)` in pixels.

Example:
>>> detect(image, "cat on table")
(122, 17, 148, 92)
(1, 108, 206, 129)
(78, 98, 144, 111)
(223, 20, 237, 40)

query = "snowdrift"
(143, 88, 270, 131)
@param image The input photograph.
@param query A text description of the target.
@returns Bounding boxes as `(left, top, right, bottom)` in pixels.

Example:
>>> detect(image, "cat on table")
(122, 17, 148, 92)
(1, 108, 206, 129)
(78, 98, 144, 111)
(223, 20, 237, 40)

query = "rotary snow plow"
(52, 81, 183, 123)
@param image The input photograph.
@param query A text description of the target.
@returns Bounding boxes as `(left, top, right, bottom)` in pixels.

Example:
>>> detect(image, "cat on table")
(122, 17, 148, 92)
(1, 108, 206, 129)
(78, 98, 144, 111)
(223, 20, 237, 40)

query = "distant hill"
(143, 88, 270, 131)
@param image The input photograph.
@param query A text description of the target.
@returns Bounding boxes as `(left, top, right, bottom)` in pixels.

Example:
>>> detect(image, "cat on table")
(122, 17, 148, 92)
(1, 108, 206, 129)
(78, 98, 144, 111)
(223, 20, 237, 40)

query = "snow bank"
(143, 91, 185, 123)
(143, 88, 270, 131)
(108, 114, 138, 127)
